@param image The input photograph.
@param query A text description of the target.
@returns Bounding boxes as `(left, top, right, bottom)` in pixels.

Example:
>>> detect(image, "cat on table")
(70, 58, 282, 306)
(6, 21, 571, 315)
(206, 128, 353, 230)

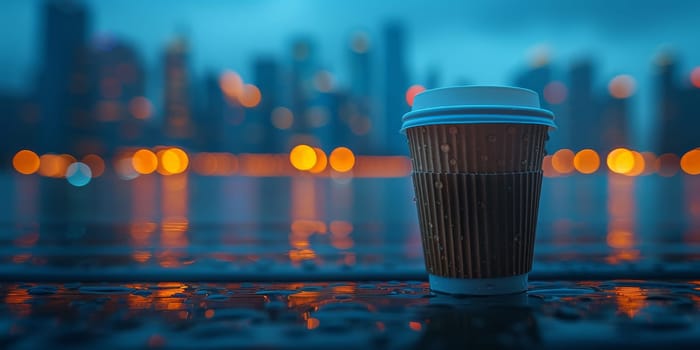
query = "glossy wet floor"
(2, 280, 699, 349)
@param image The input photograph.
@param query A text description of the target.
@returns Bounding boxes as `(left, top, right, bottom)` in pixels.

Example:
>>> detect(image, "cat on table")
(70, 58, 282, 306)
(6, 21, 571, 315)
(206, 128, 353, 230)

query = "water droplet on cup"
(507, 126, 517, 134)
(487, 135, 497, 143)
(481, 155, 489, 161)
(434, 181, 443, 189)
(449, 159, 456, 166)
(440, 144, 450, 153)
(522, 135, 530, 142)
(448, 127, 458, 135)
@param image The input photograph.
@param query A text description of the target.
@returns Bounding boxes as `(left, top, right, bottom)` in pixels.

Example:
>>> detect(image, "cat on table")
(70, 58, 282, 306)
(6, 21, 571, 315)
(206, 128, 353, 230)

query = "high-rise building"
(196, 73, 226, 151)
(656, 53, 679, 154)
(163, 37, 194, 144)
(599, 95, 630, 152)
(346, 31, 374, 154)
(382, 23, 409, 155)
(252, 58, 281, 153)
(38, 0, 92, 154)
(290, 38, 316, 132)
(91, 36, 147, 155)
(567, 59, 601, 151)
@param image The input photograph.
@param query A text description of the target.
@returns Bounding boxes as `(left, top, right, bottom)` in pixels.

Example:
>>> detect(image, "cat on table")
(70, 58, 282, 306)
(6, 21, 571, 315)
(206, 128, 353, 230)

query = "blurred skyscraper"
(163, 37, 194, 144)
(92, 36, 148, 155)
(38, 0, 92, 154)
(382, 23, 409, 155)
(567, 59, 600, 152)
(344, 32, 374, 154)
(252, 57, 281, 153)
(656, 53, 700, 155)
(196, 73, 227, 151)
(599, 94, 630, 152)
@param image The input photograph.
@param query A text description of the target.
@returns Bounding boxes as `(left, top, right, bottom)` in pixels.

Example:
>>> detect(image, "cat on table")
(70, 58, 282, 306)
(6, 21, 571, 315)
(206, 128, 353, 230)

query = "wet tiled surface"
(2, 280, 699, 349)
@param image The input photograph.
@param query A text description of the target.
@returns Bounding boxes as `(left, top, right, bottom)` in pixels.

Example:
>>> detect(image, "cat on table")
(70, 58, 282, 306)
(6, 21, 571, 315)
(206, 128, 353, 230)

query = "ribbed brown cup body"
(407, 123, 548, 279)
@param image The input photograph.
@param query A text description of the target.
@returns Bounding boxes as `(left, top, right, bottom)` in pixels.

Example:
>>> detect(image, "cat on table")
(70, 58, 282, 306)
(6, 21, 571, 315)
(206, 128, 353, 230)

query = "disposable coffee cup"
(401, 86, 556, 295)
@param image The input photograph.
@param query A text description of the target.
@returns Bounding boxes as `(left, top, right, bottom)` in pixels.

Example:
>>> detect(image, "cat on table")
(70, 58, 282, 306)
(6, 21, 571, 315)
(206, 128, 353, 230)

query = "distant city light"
(306, 106, 330, 128)
(691, 67, 700, 89)
(573, 149, 600, 174)
(349, 116, 372, 136)
(132, 149, 158, 175)
(607, 229, 635, 249)
(158, 148, 189, 175)
(329, 147, 355, 173)
(313, 71, 335, 93)
(239, 84, 261, 108)
(350, 32, 370, 54)
(656, 153, 680, 177)
(271, 107, 294, 130)
(114, 151, 139, 180)
(680, 149, 700, 175)
(551, 149, 575, 174)
(608, 75, 636, 99)
(543, 81, 568, 105)
(541, 155, 558, 177)
(405, 84, 425, 107)
(607, 148, 635, 174)
(38, 154, 72, 178)
(527, 44, 551, 68)
(81, 154, 105, 177)
(625, 151, 645, 177)
(640, 152, 658, 175)
(289, 145, 317, 171)
(12, 150, 40, 175)
(219, 70, 243, 101)
(192, 153, 238, 176)
(65, 162, 92, 187)
(308, 148, 327, 174)
(129, 96, 153, 119)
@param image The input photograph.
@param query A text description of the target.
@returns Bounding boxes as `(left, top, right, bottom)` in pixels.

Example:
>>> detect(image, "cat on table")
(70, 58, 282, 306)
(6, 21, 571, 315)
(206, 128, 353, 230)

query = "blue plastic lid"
(401, 85, 556, 132)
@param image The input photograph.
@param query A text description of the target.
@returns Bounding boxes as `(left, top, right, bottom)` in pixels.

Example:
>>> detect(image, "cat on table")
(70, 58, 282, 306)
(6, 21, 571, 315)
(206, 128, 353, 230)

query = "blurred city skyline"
(2, 0, 699, 93)
(1, 0, 700, 165)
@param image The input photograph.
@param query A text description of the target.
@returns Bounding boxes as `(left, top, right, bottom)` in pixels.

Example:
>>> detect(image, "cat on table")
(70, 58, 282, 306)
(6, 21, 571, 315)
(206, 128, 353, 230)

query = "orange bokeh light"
(158, 148, 189, 175)
(608, 75, 636, 99)
(219, 70, 243, 100)
(12, 150, 40, 175)
(625, 151, 645, 177)
(656, 153, 680, 177)
(329, 147, 355, 173)
(691, 67, 700, 89)
(308, 148, 328, 173)
(82, 154, 105, 177)
(551, 149, 575, 174)
(541, 155, 558, 177)
(573, 149, 600, 174)
(607, 148, 635, 174)
(132, 149, 158, 175)
(38, 154, 72, 178)
(128, 96, 153, 119)
(405, 84, 425, 107)
(239, 84, 261, 108)
(681, 149, 700, 175)
(271, 107, 294, 130)
(607, 229, 635, 249)
(289, 145, 317, 171)
(543, 81, 568, 104)
(640, 152, 658, 175)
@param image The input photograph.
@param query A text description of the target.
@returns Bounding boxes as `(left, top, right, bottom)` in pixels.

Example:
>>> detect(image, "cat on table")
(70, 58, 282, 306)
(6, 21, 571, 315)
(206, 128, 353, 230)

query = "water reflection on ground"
(1, 173, 700, 280)
(1, 280, 699, 349)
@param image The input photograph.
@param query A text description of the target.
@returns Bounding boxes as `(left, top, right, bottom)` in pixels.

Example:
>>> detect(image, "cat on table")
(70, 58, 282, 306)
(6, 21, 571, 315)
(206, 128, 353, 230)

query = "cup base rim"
(429, 273, 528, 295)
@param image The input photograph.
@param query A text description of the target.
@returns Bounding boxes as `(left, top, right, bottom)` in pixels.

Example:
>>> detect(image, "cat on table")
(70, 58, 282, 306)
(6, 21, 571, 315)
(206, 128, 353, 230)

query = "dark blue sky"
(1, 0, 699, 148)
